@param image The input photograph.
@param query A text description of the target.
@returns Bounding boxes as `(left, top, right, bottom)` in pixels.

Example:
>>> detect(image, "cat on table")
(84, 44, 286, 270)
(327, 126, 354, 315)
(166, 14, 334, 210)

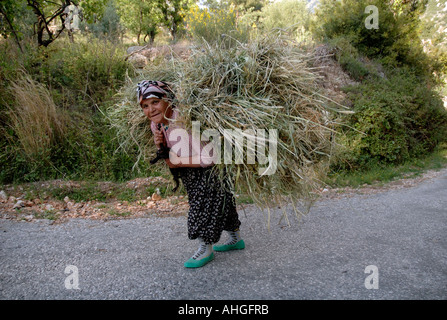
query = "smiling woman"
(140, 97, 172, 126)
(138, 81, 173, 125)
(136, 79, 244, 269)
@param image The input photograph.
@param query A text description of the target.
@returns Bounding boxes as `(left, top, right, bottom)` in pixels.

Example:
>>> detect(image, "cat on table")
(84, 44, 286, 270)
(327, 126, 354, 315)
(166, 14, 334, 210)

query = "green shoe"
(213, 239, 245, 252)
(184, 252, 214, 268)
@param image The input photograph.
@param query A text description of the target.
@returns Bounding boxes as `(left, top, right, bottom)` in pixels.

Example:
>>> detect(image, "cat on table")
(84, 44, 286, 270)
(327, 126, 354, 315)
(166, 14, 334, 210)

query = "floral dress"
(150, 114, 241, 244)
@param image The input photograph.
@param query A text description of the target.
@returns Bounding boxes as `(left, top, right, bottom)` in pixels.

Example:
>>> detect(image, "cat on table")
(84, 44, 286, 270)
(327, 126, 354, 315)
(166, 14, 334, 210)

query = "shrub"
(333, 68, 447, 170)
(185, 4, 250, 45)
(259, 0, 313, 43)
(314, 0, 431, 77)
(35, 37, 133, 107)
(5, 73, 67, 160)
(0, 36, 143, 184)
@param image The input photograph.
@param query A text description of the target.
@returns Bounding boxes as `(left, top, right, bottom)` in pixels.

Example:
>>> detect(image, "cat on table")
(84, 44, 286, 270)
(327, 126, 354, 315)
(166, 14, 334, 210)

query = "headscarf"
(136, 80, 176, 106)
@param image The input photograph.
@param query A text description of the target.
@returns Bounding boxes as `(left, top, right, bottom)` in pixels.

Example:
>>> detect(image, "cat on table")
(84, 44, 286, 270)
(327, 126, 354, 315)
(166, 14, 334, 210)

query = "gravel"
(1, 168, 446, 300)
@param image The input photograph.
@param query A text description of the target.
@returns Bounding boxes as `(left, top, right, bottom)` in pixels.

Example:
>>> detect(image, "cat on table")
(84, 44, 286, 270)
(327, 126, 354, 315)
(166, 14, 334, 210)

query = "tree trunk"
(143, 30, 156, 46)
(171, 23, 177, 43)
(149, 30, 156, 45)
(27, 0, 70, 47)
(67, 29, 74, 43)
(0, 5, 23, 53)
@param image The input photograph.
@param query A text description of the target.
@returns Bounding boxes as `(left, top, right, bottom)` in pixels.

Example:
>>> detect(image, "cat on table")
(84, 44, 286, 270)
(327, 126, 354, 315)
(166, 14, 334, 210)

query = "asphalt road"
(1, 169, 446, 300)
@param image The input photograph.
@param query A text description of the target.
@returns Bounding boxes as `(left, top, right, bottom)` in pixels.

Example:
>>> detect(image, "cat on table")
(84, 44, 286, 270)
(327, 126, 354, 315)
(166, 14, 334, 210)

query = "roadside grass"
(34, 209, 59, 221)
(107, 209, 132, 217)
(326, 144, 447, 188)
(10, 180, 171, 202)
(4, 146, 447, 205)
(235, 194, 255, 205)
(49, 182, 109, 202)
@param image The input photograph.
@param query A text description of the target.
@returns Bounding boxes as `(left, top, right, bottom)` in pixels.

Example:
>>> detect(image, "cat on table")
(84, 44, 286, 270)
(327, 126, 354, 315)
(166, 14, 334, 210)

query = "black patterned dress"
(150, 114, 241, 245)
(179, 167, 241, 245)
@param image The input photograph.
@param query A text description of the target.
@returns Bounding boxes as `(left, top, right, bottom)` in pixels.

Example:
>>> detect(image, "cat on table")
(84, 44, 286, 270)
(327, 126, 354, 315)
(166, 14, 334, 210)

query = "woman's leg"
(180, 167, 243, 266)
(182, 167, 240, 245)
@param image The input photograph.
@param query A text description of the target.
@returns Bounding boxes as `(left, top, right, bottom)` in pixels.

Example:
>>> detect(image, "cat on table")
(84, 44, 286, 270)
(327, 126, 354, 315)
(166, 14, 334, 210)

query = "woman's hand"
(165, 158, 178, 168)
(153, 130, 165, 148)
(165, 151, 203, 168)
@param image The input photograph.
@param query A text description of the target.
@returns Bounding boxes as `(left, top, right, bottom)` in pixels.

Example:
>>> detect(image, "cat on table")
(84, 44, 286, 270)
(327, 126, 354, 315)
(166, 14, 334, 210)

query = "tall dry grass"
(109, 31, 350, 224)
(6, 73, 67, 159)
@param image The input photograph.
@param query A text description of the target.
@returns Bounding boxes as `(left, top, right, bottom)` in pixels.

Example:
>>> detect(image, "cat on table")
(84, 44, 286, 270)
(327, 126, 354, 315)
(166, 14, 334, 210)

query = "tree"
(227, 0, 266, 21)
(226, 0, 266, 13)
(116, 0, 161, 45)
(156, 0, 191, 42)
(260, 0, 311, 33)
(26, 0, 75, 47)
(79, 0, 107, 24)
(0, 0, 24, 52)
(314, 0, 428, 69)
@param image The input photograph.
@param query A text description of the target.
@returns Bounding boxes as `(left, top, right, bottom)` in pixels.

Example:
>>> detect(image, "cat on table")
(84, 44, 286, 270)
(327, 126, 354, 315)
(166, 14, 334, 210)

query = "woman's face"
(141, 97, 171, 124)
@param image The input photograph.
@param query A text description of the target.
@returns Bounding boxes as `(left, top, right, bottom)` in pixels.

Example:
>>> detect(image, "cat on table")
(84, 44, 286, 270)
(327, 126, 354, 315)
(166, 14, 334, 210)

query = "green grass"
(107, 209, 132, 217)
(326, 144, 447, 188)
(4, 145, 446, 204)
(34, 209, 59, 220)
(116, 188, 137, 202)
(49, 182, 109, 202)
(4, 178, 181, 203)
(235, 194, 255, 205)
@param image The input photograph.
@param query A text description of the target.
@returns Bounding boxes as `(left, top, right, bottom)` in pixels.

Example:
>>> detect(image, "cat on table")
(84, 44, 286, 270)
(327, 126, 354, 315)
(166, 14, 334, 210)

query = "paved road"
(1, 169, 446, 300)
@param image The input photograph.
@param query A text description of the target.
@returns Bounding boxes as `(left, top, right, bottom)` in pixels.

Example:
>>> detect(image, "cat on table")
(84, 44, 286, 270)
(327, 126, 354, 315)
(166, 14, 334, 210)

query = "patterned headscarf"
(136, 80, 175, 106)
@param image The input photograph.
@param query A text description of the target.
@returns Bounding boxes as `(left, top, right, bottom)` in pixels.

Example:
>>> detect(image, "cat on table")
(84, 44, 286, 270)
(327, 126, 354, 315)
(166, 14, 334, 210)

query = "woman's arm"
(165, 153, 203, 168)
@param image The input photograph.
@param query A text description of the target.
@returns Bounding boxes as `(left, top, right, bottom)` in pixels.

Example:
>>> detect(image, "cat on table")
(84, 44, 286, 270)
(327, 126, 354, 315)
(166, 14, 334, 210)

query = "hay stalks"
(5, 72, 67, 160)
(109, 31, 347, 223)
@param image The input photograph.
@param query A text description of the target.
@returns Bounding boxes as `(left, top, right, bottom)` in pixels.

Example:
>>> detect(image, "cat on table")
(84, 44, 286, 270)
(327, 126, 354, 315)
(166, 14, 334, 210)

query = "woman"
(137, 80, 245, 268)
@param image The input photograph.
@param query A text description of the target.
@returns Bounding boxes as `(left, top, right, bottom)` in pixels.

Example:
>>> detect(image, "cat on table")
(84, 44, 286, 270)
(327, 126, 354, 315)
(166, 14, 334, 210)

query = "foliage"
(30, 36, 131, 106)
(156, 0, 192, 42)
(313, 0, 431, 76)
(185, 3, 249, 45)
(333, 68, 447, 170)
(259, 0, 312, 42)
(227, 0, 266, 13)
(24, 0, 75, 47)
(312, 0, 447, 172)
(5, 73, 68, 160)
(1, 0, 446, 190)
(115, 0, 161, 45)
(326, 35, 385, 82)
(0, 0, 25, 51)
(0, 36, 145, 184)
(84, 0, 123, 41)
(327, 143, 447, 188)
(109, 32, 348, 219)
(79, 0, 108, 23)
(420, 0, 447, 87)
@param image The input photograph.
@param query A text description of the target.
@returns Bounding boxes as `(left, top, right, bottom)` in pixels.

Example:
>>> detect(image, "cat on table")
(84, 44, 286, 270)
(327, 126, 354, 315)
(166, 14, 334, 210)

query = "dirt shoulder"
(0, 176, 189, 223)
(1, 167, 446, 224)
(319, 167, 447, 200)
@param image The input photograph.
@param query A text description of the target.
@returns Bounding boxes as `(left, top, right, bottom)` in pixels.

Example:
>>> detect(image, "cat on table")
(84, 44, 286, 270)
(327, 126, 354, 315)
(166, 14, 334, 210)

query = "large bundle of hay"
(108, 32, 348, 223)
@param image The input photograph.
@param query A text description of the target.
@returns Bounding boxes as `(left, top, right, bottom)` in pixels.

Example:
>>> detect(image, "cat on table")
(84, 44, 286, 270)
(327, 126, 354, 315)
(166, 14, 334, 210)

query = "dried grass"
(109, 32, 349, 223)
(6, 72, 67, 159)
